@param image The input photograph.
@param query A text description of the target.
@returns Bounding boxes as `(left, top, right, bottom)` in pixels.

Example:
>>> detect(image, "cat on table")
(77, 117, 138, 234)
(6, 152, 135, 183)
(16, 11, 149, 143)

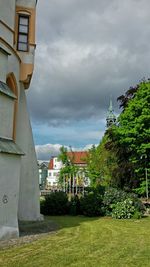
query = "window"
(6, 73, 18, 140)
(17, 15, 29, 51)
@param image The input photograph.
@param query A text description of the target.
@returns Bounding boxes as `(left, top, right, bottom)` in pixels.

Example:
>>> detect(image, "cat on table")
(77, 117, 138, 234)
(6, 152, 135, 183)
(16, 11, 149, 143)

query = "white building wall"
(7, 54, 20, 91)
(39, 169, 42, 184)
(47, 158, 63, 187)
(0, 154, 21, 240)
(0, 2, 22, 238)
(0, 0, 41, 241)
(0, 0, 16, 29)
(0, 23, 14, 47)
(0, 50, 9, 83)
(0, 0, 15, 47)
(16, 84, 41, 221)
(53, 157, 63, 170)
(16, 0, 37, 8)
(47, 169, 60, 186)
(0, 95, 14, 139)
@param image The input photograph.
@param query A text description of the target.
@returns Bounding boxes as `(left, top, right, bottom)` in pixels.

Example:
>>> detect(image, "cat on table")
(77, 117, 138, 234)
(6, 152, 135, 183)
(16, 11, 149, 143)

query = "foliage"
(106, 80, 150, 193)
(80, 192, 104, 217)
(132, 210, 143, 219)
(40, 192, 69, 215)
(86, 145, 101, 186)
(103, 187, 128, 215)
(84, 184, 105, 195)
(40, 186, 144, 218)
(58, 146, 79, 185)
(40, 185, 145, 220)
(134, 180, 150, 196)
(103, 187, 145, 216)
(86, 137, 118, 187)
(129, 193, 145, 214)
(58, 146, 69, 165)
(68, 195, 81, 216)
(117, 85, 139, 110)
(111, 198, 142, 219)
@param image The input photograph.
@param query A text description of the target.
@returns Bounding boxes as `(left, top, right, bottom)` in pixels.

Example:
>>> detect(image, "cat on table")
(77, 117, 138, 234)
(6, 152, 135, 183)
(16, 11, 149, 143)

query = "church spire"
(106, 98, 116, 128)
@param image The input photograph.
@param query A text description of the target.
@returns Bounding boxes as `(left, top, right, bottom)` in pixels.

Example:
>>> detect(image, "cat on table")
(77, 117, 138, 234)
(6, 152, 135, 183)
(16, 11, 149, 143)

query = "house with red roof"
(67, 151, 88, 167)
(46, 151, 89, 189)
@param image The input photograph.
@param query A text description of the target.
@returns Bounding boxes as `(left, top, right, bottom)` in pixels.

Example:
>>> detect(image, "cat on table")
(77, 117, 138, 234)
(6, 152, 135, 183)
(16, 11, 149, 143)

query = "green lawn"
(0, 216, 150, 267)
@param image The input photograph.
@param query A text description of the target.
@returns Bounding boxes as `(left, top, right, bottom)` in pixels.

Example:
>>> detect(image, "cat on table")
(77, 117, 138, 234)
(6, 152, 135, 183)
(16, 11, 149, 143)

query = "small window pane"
(19, 25, 28, 33)
(18, 42, 28, 51)
(18, 34, 27, 43)
(19, 17, 28, 26)
(17, 15, 29, 52)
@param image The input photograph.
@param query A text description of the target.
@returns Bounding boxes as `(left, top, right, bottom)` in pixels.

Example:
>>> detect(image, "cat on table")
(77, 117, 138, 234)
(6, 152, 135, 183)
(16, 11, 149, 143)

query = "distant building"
(46, 157, 63, 189)
(46, 152, 89, 189)
(38, 161, 48, 190)
(106, 99, 116, 128)
(67, 151, 88, 167)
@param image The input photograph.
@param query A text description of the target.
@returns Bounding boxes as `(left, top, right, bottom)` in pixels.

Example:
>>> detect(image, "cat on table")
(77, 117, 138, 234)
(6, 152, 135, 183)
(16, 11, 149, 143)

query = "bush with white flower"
(111, 198, 142, 219)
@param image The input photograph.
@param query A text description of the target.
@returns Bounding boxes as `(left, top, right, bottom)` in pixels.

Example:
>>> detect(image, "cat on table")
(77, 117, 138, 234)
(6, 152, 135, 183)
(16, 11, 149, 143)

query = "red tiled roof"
(48, 158, 53, 170)
(67, 151, 88, 165)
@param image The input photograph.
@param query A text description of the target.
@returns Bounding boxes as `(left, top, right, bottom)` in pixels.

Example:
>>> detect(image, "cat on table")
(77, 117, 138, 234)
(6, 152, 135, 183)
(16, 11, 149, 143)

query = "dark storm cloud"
(27, 0, 150, 126)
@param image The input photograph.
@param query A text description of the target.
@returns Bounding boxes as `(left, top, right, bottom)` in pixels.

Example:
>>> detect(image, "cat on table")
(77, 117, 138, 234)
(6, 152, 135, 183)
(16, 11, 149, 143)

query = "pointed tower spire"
(106, 97, 116, 128)
(109, 98, 113, 112)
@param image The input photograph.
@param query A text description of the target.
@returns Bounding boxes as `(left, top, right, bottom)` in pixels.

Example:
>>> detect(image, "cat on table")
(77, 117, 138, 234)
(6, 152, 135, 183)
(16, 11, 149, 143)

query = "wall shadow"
(19, 215, 100, 237)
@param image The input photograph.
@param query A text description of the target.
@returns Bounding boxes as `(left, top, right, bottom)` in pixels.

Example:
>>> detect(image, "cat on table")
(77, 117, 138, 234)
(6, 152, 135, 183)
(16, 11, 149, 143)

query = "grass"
(18, 218, 59, 236)
(0, 216, 150, 267)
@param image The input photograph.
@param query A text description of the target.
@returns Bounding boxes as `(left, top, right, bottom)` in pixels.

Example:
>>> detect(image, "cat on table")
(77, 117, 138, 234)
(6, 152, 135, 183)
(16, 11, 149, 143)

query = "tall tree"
(86, 137, 117, 187)
(58, 146, 78, 185)
(106, 80, 150, 193)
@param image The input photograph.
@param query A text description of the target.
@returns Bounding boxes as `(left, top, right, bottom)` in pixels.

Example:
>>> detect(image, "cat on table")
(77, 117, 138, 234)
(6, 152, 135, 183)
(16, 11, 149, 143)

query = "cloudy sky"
(27, 0, 150, 160)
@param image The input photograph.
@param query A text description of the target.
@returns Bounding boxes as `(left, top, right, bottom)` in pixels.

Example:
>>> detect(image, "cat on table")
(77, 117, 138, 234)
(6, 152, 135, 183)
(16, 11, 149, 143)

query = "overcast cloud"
(36, 143, 95, 161)
(26, 0, 150, 160)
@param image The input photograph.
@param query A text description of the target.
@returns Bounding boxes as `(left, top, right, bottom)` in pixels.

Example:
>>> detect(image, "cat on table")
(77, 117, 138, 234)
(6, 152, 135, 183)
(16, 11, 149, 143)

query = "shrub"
(40, 192, 69, 215)
(84, 185, 105, 196)
(103, 187, 128, 215)
(80, 192, 104, 217)
(127, 193, 145, 214)
(103, 188, 145, 216)
(111, 198, 142, 219)
(132, 210, 142, 219)
(69, 195, 81, 216)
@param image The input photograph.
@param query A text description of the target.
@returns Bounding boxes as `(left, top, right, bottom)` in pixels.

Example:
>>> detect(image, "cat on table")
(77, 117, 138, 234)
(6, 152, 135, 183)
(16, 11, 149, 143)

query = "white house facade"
(46, 157, 63, 188)
(46, 152, 90, 189)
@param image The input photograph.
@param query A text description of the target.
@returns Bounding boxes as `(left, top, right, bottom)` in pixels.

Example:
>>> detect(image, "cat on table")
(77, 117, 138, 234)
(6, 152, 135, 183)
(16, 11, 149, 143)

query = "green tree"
(86, 145, 101, 186)
(58, 146, 78, 185)
(86, 137, 117, 187)
(58, 146, 70, 166)
(106, 80, 150, 194)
